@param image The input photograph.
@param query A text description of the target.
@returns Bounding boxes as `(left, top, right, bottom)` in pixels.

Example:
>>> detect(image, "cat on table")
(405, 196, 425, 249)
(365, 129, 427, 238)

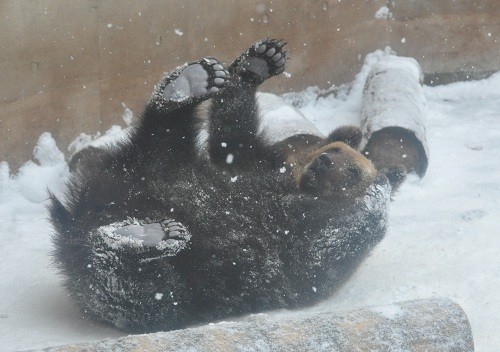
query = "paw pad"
(246, 38, 287, 79)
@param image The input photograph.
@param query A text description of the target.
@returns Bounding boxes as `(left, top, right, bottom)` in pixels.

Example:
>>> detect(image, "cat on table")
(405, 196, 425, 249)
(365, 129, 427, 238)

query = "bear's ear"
(326, 126, 363, 149)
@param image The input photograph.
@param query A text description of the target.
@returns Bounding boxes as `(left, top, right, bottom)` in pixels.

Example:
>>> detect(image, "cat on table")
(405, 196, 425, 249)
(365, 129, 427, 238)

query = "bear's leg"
(133, 58, 228, 161)
(81, 217, 193, 332)
(208, 39, 288, 167)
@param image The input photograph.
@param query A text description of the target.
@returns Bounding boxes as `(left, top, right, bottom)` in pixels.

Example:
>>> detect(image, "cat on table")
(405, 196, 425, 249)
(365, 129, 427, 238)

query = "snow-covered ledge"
(36, 298, 473, 352)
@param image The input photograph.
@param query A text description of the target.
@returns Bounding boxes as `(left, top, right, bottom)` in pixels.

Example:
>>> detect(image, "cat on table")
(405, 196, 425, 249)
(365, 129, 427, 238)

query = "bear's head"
(298, 141, 376, 198)
(278, 126, 376, 199)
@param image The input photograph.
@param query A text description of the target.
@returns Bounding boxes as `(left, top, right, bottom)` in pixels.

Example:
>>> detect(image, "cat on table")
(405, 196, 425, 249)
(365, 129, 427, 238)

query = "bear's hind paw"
(154, 58, 228, 108)
(93, 217, 191, 260)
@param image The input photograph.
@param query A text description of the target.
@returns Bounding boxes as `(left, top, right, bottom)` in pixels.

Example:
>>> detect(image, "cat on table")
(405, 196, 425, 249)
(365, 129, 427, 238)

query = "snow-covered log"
(38, 298, 473, 352)
(257, 92, 323, 144)
(360, 55, 429, 177)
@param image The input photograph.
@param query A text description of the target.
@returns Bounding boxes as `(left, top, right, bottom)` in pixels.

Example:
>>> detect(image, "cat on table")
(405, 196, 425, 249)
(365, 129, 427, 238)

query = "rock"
(37, 298, 473, 352)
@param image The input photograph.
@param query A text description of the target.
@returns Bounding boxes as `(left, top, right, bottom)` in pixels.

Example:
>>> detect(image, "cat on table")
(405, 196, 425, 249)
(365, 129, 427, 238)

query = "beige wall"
(1, 0, 499, 170)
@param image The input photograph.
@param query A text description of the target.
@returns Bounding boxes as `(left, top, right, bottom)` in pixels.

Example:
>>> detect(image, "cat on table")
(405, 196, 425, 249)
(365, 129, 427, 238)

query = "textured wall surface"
(1, 0, 499, 169)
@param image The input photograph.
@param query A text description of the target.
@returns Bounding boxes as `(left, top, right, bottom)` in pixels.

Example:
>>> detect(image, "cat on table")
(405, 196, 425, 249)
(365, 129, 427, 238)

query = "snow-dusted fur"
(50, 39, 391, 333)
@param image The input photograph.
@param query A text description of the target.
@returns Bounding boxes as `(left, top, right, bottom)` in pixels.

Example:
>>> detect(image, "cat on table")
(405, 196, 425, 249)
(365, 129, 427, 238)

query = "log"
(38, 298, 473, 352)
(256, 92, 323, 145)
(360, 54, 429, 177)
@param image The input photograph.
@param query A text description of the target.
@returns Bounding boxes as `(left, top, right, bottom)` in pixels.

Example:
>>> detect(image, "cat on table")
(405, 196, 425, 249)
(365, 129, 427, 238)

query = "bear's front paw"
(233, 38, 287, 84)
(153, 58, 228, 108)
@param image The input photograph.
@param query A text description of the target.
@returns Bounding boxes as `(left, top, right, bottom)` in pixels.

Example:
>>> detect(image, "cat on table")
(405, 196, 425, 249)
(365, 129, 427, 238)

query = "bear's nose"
(317, 153, 334, 169)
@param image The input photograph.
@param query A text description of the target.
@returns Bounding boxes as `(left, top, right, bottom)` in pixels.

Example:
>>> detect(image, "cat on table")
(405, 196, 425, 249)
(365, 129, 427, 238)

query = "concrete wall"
(1, 0, 499, 170)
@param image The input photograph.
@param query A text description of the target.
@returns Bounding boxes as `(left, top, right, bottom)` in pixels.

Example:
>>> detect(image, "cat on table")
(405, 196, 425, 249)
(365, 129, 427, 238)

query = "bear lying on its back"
(51, 39, 392, 333)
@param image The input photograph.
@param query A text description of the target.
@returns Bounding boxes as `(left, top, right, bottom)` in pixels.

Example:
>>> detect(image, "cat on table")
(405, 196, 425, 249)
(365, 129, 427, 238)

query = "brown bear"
(50, 38, 392, 333)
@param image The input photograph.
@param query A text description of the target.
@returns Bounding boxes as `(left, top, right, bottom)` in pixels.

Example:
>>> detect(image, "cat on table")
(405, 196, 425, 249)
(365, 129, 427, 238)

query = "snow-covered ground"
(1, 66, 499, 351)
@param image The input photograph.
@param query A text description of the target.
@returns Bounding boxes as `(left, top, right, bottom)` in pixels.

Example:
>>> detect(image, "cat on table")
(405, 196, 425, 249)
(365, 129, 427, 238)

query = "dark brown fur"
(51, 39, 391, 333)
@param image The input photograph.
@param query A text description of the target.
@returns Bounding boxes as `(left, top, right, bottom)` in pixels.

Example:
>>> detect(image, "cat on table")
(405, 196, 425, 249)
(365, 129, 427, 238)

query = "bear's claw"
(201, 57, 228, 94)
(157, 219, 191, 254)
